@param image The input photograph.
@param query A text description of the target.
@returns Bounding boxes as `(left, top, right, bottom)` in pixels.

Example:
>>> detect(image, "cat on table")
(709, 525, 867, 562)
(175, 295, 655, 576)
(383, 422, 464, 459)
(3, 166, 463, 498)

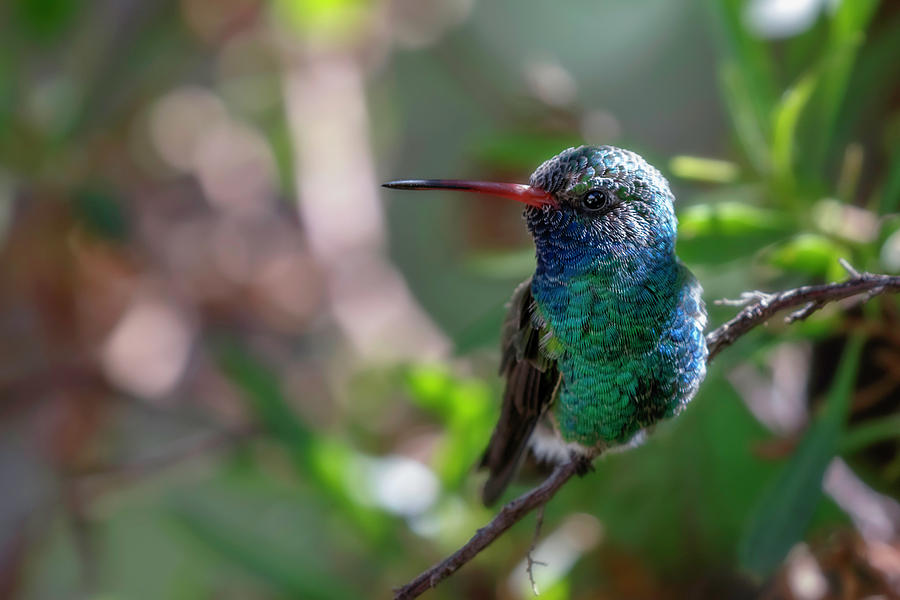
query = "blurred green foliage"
(739, 336, 864, 576)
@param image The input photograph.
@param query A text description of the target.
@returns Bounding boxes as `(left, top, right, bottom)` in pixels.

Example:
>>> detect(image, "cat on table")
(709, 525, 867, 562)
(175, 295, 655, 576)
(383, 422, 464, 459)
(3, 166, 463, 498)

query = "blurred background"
(1, 0, 899, 598)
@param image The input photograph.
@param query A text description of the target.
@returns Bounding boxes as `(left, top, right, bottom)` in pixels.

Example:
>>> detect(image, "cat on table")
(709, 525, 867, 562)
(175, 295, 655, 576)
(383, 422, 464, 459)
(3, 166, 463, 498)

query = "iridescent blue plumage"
(525, 146, 707, 447)
(383, 144, 708, 505)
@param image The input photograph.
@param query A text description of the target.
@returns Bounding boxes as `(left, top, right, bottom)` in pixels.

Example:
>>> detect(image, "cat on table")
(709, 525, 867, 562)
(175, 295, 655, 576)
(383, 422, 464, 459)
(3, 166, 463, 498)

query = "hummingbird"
(384, 145, 708, 505)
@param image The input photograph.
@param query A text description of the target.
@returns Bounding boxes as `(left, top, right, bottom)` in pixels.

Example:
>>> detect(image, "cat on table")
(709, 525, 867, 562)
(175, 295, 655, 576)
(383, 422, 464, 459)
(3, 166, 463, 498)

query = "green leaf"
(217, 343, 389, 539)
(771, 71, 818, 189)
(0, 53, 13, 138)
(676, 201, 791, 265)
(805, 0, 879, 172)
(14, 0, 77, 41)
(841, 414, 900, 454)
(708, 0, 778, 172)
(879, 138, 900, 215)
(465, 248, 535, 280)
(765, 234, 851, 280)
(405, 365, 495, 488)
(739, 335, 864, 577)
(719, 62, 771, 174)
(271, 0, 371, 41)
(170, 489, 358, 599)
(217, 343, 313, 460)
(669, 156, 740, 184)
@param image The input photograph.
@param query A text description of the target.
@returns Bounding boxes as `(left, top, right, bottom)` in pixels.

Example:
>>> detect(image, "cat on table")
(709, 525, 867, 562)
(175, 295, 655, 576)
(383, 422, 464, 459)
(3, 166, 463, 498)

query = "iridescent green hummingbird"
(384, 145, 708, 505)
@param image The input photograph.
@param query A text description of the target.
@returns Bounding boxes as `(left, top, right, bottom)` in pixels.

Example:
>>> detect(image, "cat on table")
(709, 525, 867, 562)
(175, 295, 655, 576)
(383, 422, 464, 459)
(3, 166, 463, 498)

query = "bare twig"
(393, 461, 580, 600)
(394, 263, 900, 599)
(706, 266, 900, 361)
(839, 258, 861, 278)
(526, 505, 547, 595)
(786, 300, 825, 324)
(715, 290, 774, 307)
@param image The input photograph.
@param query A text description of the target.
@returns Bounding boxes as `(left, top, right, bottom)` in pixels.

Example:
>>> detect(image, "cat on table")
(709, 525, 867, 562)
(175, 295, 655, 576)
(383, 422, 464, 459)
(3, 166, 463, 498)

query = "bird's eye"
(582, 189, 612, 211)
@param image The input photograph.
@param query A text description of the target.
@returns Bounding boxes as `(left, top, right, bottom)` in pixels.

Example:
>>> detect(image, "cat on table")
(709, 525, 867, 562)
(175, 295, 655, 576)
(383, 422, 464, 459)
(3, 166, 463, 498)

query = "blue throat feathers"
(524, 147, 707, 446)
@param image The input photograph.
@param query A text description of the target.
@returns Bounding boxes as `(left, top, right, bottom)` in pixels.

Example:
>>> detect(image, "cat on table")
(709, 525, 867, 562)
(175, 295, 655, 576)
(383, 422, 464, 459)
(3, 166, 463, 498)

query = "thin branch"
(838, 258, 860, 278)
(394, 264, 900, 599)
(525, 505, 547, 595)
(707, 267, 900, 361)
(394, 461, 580, 600)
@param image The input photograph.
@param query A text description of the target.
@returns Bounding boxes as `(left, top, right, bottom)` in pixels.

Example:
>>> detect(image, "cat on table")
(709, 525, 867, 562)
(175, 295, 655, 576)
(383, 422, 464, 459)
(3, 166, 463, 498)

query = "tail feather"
(479, 361, 547, 506)
(483, 277, 558, 506)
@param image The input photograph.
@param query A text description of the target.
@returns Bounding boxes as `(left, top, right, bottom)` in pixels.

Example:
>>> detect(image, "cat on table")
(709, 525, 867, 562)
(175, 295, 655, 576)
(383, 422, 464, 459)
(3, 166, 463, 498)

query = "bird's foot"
(570, 451, 595, 477)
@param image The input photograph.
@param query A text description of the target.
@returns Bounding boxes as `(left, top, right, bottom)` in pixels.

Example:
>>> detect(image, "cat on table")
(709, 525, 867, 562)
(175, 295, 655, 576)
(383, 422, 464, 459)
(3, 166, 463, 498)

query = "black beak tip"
(382, 180, 416, 190)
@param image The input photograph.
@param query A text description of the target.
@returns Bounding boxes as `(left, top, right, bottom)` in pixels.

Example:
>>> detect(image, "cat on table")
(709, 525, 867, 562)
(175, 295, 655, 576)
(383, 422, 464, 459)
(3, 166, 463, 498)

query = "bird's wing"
(479, 277, 559, 506)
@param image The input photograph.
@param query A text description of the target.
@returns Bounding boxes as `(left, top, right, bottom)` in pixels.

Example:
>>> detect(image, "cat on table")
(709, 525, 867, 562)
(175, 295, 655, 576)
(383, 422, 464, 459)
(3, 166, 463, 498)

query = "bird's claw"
(570, 451, 595, 477)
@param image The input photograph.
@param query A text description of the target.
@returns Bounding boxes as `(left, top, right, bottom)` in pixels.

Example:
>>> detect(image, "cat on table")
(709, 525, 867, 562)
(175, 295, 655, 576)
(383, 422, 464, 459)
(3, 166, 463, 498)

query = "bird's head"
(384, 145, 677, 256)
(526, 145, 677, 254)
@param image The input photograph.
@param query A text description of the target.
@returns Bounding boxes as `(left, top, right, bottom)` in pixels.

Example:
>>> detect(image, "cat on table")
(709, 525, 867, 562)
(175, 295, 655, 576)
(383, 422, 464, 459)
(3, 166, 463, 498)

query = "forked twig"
(525, 505, 547, 595)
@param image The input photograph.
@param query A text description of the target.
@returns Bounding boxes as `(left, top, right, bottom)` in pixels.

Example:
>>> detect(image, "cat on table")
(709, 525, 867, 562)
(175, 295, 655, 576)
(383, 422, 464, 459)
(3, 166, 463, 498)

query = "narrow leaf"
(739, 335, 864, 577)
(171, 498, 356, 600)
(669, 156, 740, 184)
(806, 0, 879, 172)
(771, 71, 818, 188)
(707, 0, 778, 172)
(217, 342, 389, 539)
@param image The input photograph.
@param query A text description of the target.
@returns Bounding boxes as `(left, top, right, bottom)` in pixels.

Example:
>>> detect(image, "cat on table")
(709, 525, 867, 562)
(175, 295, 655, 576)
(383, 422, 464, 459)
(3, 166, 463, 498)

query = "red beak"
(382, 179, 556, 209)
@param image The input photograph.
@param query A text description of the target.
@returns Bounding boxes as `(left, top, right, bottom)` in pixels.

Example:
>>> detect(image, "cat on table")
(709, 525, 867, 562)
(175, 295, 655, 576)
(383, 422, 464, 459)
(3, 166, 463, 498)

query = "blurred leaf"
(739, 335, 864, 578)
(532, 577, 569, 600)
(720, 63, 770, 174)
(465, 248, 535, 279)
(765, 234, 851, 280)
(677, 201, 791, 265)
(771, 71, 818, 189)
(835, 15, 900, 188)
(13, 0, 77, 41)
(405, 365, 460, 419)
(218, 343, 313, 460)
(880, 139, 900, 215)
(217, 343, 389, 539)
(170, 484, 358, 599)
(405, 365, 494, 487)
(708, 0, 778, 172)
(669, 155, 740, 183)
(308, 436, 371, 505)
(271, 0, 370, 42)
(805, 0, 879, 172)
(73, 187, 128, 241)
(841, 414, 900, 454)
(0, 53, 13, 136)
